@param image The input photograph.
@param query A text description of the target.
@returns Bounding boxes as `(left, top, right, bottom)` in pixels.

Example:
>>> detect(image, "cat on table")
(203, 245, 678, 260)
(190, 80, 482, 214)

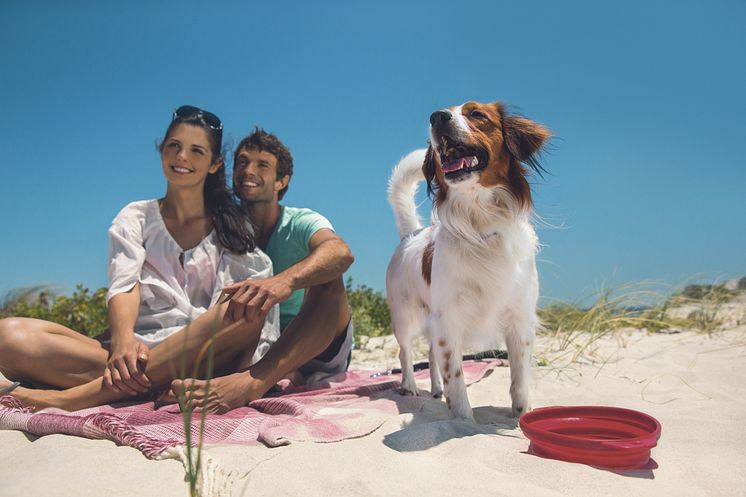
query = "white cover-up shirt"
(106, 199, 279, 365)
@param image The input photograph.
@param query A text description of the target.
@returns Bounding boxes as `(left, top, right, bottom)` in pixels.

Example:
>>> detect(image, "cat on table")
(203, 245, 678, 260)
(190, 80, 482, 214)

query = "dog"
(385, 101, 550, 420)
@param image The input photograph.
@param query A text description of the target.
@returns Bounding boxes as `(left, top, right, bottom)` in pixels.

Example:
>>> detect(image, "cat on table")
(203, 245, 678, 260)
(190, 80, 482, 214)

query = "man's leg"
(173, 277, 350, 412)
(260, 276, 352, 383)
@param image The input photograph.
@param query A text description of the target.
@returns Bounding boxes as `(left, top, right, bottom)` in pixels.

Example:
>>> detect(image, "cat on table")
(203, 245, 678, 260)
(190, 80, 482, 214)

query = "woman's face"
(161, 123, 221, 187)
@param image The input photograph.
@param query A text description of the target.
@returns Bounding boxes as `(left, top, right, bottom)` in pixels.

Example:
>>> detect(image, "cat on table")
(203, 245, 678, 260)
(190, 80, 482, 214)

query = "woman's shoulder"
(111, 199, 158, 229)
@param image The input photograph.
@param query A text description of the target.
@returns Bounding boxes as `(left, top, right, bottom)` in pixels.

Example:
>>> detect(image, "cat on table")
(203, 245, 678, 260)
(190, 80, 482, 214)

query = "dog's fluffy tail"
(388, 149, 427, 239)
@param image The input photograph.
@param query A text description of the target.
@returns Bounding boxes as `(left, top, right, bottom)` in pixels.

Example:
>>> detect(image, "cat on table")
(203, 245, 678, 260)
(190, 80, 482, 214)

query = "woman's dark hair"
(160, 110, 255, 253)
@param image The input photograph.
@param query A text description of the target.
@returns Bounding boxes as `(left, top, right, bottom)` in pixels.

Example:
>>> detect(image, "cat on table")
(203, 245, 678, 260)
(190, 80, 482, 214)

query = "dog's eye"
(469, 110, 487, 119)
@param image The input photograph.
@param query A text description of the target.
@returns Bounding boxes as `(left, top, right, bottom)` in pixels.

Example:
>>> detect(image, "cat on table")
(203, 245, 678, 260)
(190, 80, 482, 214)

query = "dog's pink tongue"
(441, 156, 474, 173)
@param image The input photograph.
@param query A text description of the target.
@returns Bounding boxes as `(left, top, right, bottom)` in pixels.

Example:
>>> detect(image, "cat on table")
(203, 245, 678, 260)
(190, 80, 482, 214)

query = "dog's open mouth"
(438, 141, 488, 179)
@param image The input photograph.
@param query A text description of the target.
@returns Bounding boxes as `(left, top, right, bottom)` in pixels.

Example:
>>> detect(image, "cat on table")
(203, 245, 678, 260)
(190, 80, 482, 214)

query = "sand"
(2, 326, 745, 497)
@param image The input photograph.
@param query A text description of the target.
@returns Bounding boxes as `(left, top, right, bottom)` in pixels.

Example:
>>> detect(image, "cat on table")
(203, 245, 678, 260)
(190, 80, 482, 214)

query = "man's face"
(233, 147, 285, 204)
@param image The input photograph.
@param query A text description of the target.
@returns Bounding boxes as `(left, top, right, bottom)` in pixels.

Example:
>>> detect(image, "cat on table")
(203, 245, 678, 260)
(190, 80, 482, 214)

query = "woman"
(0, 106, 278, 411)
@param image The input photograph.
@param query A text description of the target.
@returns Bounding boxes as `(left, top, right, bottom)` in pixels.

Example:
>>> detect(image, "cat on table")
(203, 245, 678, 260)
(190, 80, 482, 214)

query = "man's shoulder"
(280, 205, 332, 229)
(282, 205, 322, 219)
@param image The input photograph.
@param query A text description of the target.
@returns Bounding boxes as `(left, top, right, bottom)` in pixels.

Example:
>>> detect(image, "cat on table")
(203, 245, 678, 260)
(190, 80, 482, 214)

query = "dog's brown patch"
(438, 339, 446, 347)
(421, 240, 434, 285)
(430, 101, 550, 212)
(455, 369, 462, 378)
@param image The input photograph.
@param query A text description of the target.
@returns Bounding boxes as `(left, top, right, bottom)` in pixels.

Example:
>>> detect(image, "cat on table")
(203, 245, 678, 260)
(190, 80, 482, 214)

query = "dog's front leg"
(429, 315, 473, 420)
(505, 329, 534, 417)
(398, 341, 418, 396)
(428, 346, 443, 398)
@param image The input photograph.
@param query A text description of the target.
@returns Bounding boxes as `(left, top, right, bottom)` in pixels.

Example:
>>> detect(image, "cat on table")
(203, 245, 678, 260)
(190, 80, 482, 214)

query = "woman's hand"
(104, 337, 151, 395)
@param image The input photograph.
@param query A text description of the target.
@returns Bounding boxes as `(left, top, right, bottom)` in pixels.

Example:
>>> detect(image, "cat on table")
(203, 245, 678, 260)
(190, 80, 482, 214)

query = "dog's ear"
(503, 116, 552, 177)
(422, 146, 437, 198)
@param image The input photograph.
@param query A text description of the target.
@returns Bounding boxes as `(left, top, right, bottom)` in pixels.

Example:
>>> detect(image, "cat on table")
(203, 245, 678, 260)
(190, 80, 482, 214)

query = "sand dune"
(2, 322, 745, 497)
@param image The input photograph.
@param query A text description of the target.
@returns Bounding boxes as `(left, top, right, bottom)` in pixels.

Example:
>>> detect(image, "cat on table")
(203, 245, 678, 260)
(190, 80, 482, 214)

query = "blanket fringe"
(87, 412, 181, 458)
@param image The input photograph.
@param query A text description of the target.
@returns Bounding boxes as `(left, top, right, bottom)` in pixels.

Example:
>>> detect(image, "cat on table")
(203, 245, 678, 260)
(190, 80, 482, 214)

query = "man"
(172, 128, 354, 412)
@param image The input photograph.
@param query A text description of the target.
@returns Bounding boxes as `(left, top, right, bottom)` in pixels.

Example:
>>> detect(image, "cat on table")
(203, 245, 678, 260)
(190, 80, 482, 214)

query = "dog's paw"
(450, 405, 474, 421)
(398, 368, 420, 396)
(431, 386, 443, 398)
(446, 396, 474, 421)
(400, 377, 418, 396)
(399, 386, 418, 396)
(511, 403, 530, 418)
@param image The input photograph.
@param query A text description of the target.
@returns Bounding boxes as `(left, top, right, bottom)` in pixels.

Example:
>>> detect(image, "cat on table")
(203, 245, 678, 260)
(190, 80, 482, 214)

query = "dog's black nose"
(430, 110, 451, 127)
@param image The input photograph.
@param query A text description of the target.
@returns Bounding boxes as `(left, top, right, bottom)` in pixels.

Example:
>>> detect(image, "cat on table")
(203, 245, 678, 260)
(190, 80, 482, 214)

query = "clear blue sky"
(1, 0, 744, 303)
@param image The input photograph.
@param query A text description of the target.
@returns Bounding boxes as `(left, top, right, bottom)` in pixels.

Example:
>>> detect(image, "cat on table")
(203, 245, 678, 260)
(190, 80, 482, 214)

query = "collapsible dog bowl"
(519, 406, 661, 469)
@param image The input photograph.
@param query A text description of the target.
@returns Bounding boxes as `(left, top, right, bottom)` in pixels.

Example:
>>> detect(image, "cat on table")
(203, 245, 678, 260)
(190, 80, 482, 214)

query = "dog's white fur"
(385, 103, 547, 420)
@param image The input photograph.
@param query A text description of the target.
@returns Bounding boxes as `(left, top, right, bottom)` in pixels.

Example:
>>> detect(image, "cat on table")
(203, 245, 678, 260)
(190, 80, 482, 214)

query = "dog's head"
(423, 101, 551, 211)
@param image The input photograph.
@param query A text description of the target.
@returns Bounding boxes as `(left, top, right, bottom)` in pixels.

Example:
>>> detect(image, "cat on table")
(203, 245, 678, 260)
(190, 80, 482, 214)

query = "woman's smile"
(170, 165, 194, 174)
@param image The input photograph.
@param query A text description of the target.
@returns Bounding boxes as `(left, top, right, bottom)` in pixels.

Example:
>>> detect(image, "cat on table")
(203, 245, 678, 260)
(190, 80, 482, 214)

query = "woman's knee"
(0, 318, 32, 365)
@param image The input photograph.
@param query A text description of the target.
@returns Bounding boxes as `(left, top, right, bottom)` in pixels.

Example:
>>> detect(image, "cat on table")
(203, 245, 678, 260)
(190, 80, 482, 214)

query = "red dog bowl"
(519, 406, 661, 469)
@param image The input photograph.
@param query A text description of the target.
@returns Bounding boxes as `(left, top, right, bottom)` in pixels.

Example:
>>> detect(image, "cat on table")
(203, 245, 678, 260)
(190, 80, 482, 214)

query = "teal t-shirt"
(265, 205, 334, 330)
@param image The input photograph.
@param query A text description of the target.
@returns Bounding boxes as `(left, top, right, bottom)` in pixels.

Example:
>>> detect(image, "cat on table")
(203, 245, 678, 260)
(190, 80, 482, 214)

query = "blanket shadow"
(383, 404, 520, 452)
(22, 432, 39, 442)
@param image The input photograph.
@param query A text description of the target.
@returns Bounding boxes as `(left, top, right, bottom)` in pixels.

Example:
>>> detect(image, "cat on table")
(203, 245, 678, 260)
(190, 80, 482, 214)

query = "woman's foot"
(0, 381, 64, 412)
(0, 380, 21, 396)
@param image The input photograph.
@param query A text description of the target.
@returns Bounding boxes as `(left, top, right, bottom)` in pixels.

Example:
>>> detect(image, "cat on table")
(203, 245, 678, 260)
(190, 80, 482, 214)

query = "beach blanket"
(0, 359, 505, 458)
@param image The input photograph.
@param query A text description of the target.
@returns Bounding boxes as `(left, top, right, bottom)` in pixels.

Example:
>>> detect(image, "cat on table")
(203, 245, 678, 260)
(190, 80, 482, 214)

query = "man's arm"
(277, 228, 354, 290)
(223, 228, 354, 323)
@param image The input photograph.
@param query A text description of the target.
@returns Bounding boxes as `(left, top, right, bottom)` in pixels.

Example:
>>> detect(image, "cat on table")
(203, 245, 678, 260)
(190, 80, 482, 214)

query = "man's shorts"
(298, 318, 354, 383)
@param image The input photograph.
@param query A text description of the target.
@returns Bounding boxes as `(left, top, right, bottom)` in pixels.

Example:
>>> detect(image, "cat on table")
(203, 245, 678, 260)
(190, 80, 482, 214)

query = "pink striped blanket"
(0, 360, 504, 458)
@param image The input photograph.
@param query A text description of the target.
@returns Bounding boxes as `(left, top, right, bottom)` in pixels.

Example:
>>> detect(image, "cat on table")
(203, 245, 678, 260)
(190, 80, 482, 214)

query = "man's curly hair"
(234, 127, 294, 200)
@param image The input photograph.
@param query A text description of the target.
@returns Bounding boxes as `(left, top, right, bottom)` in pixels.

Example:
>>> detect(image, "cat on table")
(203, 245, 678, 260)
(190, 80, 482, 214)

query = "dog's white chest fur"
(391, 212, 538, 353)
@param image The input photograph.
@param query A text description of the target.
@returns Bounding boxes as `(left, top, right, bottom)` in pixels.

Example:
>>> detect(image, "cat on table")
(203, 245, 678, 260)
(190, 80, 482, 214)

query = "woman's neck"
(161, 184, 207, 223)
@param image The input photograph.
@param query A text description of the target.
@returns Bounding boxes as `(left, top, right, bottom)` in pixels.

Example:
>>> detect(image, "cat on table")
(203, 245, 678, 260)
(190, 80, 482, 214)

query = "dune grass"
(169, 319, 218, 497)
(534, 277, 744, 370)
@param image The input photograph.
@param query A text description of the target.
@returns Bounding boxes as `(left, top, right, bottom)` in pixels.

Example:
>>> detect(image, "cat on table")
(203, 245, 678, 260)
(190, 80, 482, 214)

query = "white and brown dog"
(385, 101, 551, 420)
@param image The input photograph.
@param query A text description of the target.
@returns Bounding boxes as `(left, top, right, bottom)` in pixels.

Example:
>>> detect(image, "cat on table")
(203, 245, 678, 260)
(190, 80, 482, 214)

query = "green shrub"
(0, 285, 108, 337)
(345, 277, 391, 338)
(666, 283, 736, 306)
(5, 277, 737, 344)
(1, 280, 394, 340)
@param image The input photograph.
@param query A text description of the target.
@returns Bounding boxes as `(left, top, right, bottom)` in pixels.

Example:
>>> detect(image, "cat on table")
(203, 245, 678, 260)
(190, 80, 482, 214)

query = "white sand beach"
(2, 323, 745, 497)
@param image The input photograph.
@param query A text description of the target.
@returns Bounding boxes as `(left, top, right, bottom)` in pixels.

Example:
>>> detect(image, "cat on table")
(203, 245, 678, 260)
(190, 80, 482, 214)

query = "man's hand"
(221, 275, 293, 324)
(103, 337, 151, 395)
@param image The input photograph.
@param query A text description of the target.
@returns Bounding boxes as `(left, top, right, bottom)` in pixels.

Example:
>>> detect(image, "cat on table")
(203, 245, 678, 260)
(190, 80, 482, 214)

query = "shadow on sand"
(383, 401, 520, 452)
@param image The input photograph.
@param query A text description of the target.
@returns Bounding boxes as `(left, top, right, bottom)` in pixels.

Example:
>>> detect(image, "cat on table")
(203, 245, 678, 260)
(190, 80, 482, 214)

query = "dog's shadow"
(383, 404, 520, 453)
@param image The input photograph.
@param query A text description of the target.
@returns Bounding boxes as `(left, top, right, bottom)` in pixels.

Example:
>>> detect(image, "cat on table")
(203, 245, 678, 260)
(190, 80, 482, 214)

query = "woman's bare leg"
(5, 303, 263, 412)
(0, 318, 108, 388)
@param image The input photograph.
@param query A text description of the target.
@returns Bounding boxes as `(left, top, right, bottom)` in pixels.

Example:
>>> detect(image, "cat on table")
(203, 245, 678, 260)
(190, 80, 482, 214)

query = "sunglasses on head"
(172, 105, 223, 131)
